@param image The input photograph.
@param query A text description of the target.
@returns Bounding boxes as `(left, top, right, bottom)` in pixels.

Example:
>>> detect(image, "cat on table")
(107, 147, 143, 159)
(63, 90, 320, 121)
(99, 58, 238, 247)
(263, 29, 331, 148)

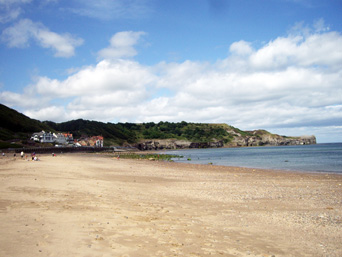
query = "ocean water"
(163, 143, 342, 174)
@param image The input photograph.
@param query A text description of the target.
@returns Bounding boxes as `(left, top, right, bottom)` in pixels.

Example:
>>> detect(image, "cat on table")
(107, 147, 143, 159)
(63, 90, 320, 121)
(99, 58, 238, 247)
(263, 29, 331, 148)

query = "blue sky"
(1, 0, 342, 143)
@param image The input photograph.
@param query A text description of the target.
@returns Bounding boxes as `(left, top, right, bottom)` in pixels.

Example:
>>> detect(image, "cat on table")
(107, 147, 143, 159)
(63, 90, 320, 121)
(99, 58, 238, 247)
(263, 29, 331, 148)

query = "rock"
(135, 139, 224, 150)
(230, 132, 316, 147)
(134, 132, 316, 150)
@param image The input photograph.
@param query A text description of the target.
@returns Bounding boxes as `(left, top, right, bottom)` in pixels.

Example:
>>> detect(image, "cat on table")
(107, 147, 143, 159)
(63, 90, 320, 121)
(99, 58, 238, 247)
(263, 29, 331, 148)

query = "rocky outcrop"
(230, 133, 317, 147)
(135, 134, 316, 150)
(135, 139, 224, 151)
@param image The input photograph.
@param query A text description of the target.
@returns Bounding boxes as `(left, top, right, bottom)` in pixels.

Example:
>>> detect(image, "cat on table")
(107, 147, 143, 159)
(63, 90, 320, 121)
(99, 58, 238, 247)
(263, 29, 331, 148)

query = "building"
(76, 136, 104, 147)
(92, 136, 104, 147)
(30, 131, 103, 147)
(54, 133, 67, 144)
(30, 131, 54, 143)
(30, 131, 73, 145)
(63, 133, 74, 144)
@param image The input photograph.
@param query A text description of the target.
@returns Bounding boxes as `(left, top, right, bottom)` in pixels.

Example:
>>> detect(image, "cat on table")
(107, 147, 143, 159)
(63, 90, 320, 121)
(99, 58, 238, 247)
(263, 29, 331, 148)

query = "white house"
(31, 131, 64, 144)
(31, 131, 54, 143)
(53, 133, 67, 144)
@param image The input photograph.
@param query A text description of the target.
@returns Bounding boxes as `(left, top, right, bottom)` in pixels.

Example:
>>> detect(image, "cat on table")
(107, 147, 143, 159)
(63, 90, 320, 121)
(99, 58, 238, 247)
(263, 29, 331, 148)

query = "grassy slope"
(1, 104, 288, 148)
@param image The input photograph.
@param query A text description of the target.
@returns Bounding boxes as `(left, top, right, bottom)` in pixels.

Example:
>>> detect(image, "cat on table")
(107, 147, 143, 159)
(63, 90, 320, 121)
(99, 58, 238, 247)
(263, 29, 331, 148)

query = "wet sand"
(0, 153, 341, 257)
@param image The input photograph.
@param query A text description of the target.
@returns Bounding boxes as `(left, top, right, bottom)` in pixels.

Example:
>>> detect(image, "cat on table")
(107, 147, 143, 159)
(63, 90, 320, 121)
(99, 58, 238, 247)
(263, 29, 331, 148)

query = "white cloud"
(4, 25, 342, 142)
(98, 31, 146, 60)
(155, 60, 210, 90)
(67, 0, 152, 20)
(14, 58, 157, 122)
(24, 105, 67, 122)
(313, 18, 330, 33)
(0, 0, 31, 23)
(0, 0, 32, 4)
(1, 19, 83, 57)
(249, 20, 342, 70)
(33, 59, 155, 97)
(0, 6, 21, 23)
(36, 29, 83, 58)
(1, 18, 33, 47)
(0, 90, 44, 108)
(229, 40, 253, 56)
(0, 91, 25, 106)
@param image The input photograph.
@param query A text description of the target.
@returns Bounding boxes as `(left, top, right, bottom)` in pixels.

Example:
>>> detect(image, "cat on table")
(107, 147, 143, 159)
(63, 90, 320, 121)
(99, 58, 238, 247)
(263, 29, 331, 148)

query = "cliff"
(135, 132, 317, 151)
(230, 132, 316, 147)
(135, 139, 224, 150)
(226, 129, 316, 147)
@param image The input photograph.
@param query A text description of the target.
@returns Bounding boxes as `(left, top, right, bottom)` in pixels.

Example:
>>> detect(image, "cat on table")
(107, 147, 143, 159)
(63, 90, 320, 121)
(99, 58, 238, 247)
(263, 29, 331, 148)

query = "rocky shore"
(135, 134, 316, 150)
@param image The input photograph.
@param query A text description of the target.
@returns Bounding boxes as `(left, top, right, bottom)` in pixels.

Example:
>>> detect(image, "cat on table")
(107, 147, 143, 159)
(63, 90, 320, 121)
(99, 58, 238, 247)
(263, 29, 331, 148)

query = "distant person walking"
(21, 151, 24, 159)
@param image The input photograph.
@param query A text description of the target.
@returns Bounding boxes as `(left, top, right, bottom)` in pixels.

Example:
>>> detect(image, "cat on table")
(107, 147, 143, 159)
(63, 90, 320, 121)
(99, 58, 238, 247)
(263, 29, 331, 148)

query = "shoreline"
(3, 150, 342, 176)
(156, 144, 342, 175)
(103, 151, 342, 176)
(1, 153, 341, 256)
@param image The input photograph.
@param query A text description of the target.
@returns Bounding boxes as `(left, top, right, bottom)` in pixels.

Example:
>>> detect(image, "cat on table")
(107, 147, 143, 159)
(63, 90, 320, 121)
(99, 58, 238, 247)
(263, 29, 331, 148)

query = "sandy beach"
(0, 153, 341, 257)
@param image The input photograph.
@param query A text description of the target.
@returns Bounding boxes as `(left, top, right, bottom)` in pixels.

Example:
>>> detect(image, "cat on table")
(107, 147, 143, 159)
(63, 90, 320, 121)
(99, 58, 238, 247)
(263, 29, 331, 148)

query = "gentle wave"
(163, 143, 342, 174)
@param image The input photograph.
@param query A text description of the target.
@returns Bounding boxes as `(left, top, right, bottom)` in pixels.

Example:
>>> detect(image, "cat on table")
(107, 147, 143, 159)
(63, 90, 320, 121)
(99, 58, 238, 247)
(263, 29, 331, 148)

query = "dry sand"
(0, 153, 341, 257)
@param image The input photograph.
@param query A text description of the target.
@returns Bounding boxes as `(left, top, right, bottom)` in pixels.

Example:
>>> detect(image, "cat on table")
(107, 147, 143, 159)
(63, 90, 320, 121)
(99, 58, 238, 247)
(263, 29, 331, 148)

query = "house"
(30, 131, 103, 147)
(30, 131, 54, 143)
(92, 136, 104, 147)
(30, 131, 73, 145)
(54, 133, 67, 144)
(75, 135, 104, 147)
(63, 133, 74, 144)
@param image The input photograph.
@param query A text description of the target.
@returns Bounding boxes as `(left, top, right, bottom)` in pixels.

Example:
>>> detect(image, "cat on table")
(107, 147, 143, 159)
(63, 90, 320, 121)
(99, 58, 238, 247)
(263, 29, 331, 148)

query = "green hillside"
(45, 119, 138, 146)
(0, 104, 247, 147)
(44, 120, 245, 146)
(1, 103, 314, 149)
(0, 104, 52, 147)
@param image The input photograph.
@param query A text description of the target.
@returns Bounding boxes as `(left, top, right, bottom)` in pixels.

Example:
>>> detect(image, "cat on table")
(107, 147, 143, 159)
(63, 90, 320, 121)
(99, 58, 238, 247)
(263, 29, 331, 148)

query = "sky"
(0, 0, 342, 143)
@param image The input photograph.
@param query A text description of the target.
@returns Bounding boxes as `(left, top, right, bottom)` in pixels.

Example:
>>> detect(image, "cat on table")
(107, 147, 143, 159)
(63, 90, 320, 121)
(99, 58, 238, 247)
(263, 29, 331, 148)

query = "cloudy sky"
(1, 0, 342, 143)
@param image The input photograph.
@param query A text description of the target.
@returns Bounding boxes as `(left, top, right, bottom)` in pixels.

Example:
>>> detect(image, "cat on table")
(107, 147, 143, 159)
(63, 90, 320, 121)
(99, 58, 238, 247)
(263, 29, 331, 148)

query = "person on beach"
(21, 151, 24, 159)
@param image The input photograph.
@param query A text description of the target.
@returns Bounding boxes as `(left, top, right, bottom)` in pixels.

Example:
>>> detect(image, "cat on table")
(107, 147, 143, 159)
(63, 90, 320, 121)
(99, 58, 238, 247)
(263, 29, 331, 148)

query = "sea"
(162, 143, 342, 174)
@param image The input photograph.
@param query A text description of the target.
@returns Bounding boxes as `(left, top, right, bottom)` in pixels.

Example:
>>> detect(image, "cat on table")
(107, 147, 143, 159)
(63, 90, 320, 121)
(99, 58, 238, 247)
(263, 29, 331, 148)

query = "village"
(30, 131, 104, 148)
